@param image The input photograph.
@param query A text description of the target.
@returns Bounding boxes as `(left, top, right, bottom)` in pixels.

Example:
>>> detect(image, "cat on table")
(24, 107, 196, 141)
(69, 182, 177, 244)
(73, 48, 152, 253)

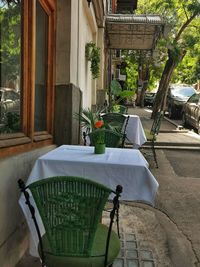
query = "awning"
(106, 14, 165, 50)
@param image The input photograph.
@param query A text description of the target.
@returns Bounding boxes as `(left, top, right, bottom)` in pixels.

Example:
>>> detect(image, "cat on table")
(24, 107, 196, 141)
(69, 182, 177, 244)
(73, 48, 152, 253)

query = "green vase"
(94, 143, 105, 154)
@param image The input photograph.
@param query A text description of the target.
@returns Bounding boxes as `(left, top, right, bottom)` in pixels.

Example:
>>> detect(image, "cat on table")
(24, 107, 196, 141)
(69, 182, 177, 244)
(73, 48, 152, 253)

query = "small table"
(125, 115, 147, 148)
(26, 145, 158, 202)
(19, 145, 158, 256)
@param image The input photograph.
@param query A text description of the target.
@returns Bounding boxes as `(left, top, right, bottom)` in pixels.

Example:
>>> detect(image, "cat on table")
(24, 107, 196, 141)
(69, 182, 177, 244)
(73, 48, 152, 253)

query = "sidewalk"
(123, 106, 200, 267)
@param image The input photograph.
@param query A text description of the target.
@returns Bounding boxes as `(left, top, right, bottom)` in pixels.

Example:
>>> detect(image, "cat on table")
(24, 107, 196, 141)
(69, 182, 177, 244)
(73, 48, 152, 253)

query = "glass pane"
(0, 0, 21, 134)
(34, 1, 48, 131)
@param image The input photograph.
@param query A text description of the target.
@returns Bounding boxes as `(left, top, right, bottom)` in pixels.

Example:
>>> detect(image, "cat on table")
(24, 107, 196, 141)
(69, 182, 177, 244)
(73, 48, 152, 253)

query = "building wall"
(54, 0, 103, 145)
(0, 145, 56, 267)
(56, 0, 99, 109)
(70, 0, 98, 108)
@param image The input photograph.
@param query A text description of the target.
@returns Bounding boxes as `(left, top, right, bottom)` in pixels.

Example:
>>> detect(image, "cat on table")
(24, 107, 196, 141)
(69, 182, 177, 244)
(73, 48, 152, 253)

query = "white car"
(0, 88, 20, 123)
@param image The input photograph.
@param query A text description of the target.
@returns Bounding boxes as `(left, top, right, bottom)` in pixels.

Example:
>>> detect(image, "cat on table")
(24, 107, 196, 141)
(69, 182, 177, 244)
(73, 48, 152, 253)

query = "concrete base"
(54, 84, 82, 146)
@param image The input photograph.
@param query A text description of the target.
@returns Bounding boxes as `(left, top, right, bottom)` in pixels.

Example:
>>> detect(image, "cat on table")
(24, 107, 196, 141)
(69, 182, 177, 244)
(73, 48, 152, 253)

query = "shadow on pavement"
(164, 150, 200, 178)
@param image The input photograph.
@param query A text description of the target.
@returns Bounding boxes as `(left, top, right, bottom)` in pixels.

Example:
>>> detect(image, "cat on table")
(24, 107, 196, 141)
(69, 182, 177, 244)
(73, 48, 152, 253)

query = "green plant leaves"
(74, 108, 100, 132)
(110, 80, 122, 96)
(85, 42, 100, 79)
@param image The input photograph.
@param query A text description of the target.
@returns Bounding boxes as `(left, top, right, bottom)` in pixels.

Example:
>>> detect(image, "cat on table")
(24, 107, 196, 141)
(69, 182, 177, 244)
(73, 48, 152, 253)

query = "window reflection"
(34, 1, 48, 132)
(0, 0, 21, 134)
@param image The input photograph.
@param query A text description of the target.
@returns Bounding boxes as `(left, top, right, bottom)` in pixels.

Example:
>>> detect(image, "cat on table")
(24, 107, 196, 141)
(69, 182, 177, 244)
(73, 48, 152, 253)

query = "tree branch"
(182, 4, 189, 20)
(175, 13, 197, 42)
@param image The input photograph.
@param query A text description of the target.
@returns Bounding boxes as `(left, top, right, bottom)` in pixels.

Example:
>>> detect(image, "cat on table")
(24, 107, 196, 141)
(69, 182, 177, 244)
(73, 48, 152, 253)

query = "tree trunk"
(151, 50, 177, 118)
(152, 48, 186, 118)
(140, 67, 150, 108)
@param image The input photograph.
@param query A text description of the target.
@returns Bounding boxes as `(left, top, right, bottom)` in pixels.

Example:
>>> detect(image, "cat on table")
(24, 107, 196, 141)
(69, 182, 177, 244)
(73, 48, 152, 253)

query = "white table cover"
(19, 145, 158, 256)
(125, 115, 147, 148)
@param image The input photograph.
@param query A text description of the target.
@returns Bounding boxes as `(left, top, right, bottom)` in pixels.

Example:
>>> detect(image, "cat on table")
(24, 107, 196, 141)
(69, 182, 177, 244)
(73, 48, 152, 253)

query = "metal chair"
(18, 176, 122, 267)
(88, 128, 123, 148)
(121, 115, 130, 148)
(110, 105, 128, 114)
(102, 113, 126, 133)
(145, 111, 164, 168)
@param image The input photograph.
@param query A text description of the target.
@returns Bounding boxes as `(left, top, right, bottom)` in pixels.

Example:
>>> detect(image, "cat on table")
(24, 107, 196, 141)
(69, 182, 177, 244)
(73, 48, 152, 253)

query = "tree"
(122, 49, 164, 107)
(143, 0, 200, 118)
(0, 1, 21, 87)
(174, 20, 200, 84)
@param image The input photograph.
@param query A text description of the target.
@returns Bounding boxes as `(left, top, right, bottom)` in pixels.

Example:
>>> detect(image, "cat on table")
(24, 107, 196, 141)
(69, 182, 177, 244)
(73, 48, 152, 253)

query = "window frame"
(0, 0, 56, 157)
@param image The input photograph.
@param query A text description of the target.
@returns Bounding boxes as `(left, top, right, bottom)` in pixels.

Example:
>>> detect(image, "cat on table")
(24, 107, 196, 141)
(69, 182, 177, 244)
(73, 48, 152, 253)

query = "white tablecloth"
(125, 115, 147, 148)
(19, 145, 158, 256)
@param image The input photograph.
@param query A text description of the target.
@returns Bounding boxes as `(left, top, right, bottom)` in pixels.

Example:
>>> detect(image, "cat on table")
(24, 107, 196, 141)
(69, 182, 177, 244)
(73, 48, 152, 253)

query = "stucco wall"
(0, 145, 56, 267)
(71, 0, 98, 108)
(56, 0, 98, 109)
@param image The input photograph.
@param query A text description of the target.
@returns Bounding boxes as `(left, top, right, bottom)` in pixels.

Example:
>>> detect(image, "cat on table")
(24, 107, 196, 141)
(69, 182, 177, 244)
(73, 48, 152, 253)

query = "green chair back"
(102, 113, 126, 133)
(28, 176, 112, 257)
(110, 105, 128, 114)
(88, 128, 122, 148)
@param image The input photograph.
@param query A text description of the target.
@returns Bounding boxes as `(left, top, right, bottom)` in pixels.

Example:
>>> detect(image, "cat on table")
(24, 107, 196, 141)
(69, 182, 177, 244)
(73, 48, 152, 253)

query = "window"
(188, 94, 200, 104)
(0, 0, 56, 156)
(34, 1, 48, 132)
(0, 0, 21, 134)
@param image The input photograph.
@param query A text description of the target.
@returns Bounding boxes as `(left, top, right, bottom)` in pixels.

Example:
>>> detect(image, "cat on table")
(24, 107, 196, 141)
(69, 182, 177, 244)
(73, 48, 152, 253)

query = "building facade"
(0, 0, 165, 265)
(0, 0, 106, 266)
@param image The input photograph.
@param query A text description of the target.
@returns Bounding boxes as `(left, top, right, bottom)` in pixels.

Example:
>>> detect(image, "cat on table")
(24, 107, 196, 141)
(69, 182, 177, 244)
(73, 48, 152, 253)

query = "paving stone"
(126, 250, 138, 258)
(112, 217, 156, 267)
(140, 250, 153, 260)
(127, 259, 139, 267)
(114, 258, 124, 267)
(141, 261, 155, 267)
(126, 241, 137, 249)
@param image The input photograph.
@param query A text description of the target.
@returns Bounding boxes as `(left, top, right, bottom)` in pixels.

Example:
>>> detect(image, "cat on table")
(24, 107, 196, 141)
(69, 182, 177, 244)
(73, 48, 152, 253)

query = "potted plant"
(74, 107, 101, 134)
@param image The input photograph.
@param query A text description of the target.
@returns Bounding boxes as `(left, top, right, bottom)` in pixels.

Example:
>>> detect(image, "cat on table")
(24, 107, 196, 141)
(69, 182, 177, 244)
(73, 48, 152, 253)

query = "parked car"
(182, 93, 200, 134)
(0, 88, 20, 123)
(167, 84, 196, 119)
(144, 91, 157, 106)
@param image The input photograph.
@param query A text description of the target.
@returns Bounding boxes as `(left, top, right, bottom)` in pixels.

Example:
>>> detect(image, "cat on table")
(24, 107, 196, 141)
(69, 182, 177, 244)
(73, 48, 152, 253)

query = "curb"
(163, 115, 180, 127)
(142, 145, 200, 150)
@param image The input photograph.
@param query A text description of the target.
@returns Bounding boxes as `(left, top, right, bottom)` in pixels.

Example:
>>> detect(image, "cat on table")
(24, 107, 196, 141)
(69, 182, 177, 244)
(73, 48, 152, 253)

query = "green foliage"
(135, 0, 200, 86)
(74, 108, 100, 132)
(110, 80, 122, 96)
(74, 108, 118, 135)
(0, 2, 21, 85)
(119, 90, 134, 99)
(0, 112, 20, 133)
(169, 43, 182, 61)
(172, 16, 200, 83)
(85, 42, 100, 79)
(109, 79, 134, 107)
(111, 104, 128, 114)
(125, 55, 138, 90)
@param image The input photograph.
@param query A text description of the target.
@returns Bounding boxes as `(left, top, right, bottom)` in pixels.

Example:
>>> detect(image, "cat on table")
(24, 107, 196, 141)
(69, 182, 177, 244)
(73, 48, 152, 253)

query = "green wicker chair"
(102, 113, 126, 133)
(88, 128, 123, 148)
(101, 113, 129, 148)
(18, 176, 122, 267)
(110, 105, 128, 114)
